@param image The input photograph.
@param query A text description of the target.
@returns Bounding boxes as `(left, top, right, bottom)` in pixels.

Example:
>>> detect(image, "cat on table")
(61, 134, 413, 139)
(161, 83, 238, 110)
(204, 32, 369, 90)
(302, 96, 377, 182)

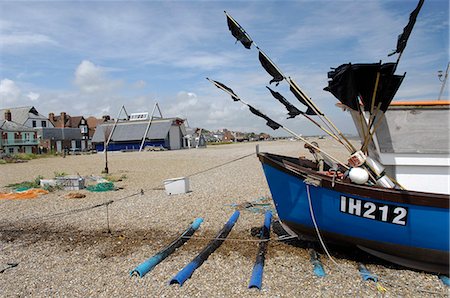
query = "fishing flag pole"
(224, 11, 356, 153)
(388, 0, 424, 71)
(361, 0, 425, 152)
(288, 78, 356, 152)
(207, 78, 349, 169)
(266, 86, 353, 151)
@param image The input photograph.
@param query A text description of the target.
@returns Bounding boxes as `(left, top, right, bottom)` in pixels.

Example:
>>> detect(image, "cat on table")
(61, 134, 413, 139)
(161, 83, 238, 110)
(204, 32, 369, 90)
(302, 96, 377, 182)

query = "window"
(41, 121, 47, 127)
(9, 148, 14, 154)
(32, 120, 36, 127)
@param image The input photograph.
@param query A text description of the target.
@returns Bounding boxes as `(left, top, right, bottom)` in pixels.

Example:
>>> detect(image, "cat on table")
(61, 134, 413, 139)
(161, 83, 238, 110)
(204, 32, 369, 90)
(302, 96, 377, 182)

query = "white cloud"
(0, 78, 21, 104)
(0, 1, 446, 136)
(0, 32, 56, 47)
(0, 19, 57, 48)
(26, 91, 40, 101)
(74, 60, 122, 93)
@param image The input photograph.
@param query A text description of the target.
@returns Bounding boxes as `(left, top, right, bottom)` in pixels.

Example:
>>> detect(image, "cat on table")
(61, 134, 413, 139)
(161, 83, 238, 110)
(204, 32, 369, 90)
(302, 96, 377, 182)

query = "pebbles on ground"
(0, 140, 447, 297)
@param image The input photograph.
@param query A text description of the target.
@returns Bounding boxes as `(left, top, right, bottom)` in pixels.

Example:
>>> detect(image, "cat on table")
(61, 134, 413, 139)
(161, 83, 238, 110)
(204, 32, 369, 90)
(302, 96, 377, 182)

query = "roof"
(0, 106, 47, 125)
(50, 114, 85, 128)
(36, 127, 82, 140)
(91, 119, 179, 143)
(69, 116, 84, 127)
(0, 120, 36, 132)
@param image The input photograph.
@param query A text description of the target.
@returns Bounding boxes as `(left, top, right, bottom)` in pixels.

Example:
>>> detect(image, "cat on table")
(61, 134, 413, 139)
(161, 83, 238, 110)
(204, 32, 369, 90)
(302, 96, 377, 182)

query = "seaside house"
(184, 127, 207, 148)
(0, 110, 39, 155)
(0, 106, 53, 128)
(35, 127, 83, 153)
(48, 112, 90, 150)
(86, 115, 110, 140)
(91, 117, 187, 151)
(222, 129, 235, 142)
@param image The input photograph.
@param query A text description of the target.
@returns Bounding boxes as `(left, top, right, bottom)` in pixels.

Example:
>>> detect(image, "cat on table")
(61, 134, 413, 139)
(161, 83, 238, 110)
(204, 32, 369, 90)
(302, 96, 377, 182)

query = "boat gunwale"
(258, 152, 449, 209)
(389, 100, 450, 107)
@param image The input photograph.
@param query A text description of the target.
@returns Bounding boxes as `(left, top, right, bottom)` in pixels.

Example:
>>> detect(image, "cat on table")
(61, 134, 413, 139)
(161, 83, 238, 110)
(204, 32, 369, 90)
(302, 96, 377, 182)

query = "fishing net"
(0, 188, 49, 200)
(86, 182, 115, 192)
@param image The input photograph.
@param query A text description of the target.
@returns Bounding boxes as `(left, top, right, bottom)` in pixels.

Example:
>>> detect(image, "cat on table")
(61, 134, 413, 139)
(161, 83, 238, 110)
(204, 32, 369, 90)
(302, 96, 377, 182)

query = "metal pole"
(105, 105, 126, 151)
(438, 62, 449, 100)
(139, 103, 158, 152)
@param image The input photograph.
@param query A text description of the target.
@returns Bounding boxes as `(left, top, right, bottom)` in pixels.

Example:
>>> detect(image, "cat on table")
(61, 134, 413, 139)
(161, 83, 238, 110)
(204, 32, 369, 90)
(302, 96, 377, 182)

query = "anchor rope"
(179, 235, 297, 243)
(305, 183, 341, 268)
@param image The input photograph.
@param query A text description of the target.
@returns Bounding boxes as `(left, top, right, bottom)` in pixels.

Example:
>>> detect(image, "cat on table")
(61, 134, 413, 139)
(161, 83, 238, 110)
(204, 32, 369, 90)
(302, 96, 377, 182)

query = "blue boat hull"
(258, 153, 449, 274)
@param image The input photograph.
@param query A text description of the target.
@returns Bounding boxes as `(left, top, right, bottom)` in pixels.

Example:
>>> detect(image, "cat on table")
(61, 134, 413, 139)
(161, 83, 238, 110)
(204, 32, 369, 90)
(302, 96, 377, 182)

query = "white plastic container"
(40, 179, 57, 188)
(55, 176, 85, 190)
(163, 177, 190, 195)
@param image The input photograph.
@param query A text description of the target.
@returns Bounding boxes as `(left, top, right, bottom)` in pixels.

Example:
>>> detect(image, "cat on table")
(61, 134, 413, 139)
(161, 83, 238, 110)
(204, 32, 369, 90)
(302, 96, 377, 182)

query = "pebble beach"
(0, 139, 448, 297)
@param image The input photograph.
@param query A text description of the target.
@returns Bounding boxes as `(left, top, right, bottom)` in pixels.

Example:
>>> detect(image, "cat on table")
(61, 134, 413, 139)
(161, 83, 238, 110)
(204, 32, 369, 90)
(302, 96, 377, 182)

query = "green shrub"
(12, 153, 38, 160)
(54, 171, 67, 177)
(6, 175, 43, 190)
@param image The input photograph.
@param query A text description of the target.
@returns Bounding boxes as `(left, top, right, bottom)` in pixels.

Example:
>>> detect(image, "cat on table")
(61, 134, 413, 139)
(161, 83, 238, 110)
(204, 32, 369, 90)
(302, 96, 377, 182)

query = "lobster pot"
(163, 177, 190, 195)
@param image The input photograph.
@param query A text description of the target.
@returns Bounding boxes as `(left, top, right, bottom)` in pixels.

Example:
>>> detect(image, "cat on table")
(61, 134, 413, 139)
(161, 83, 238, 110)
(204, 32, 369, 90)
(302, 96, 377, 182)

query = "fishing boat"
(262, 96, 450, 273)
(258, 147, 449, 274)
(212, 1, 449, 274)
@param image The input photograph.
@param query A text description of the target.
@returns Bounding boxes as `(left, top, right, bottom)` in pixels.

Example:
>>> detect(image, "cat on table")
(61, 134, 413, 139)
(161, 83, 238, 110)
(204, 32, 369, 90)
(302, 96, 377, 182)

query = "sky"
(0, 0, 448, 136)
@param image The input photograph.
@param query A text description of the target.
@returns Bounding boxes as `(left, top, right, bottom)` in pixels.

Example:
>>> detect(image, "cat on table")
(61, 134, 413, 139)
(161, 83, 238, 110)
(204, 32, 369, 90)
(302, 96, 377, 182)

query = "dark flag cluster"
(222, 12, 319, 130)
(225, 11, 253, 49)
(289, 84, 310, 107)
(388, 0, 424, 57)
(207, 78, 282, 131)
(266, 86, 318, 118)
(324, 62, 405, 113)
(248, 106, 282, 130)
(259, 51, 284, 85)
(266, 86, 301, 118)
(207, 78, 240, 102)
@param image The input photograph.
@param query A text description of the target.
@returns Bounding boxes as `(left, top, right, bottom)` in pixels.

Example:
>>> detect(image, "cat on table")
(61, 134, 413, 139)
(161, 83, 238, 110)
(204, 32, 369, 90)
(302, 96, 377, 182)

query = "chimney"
(60, 112, 66, 127)
(4, 110, 11, 121)
(48, 113, 55, 121)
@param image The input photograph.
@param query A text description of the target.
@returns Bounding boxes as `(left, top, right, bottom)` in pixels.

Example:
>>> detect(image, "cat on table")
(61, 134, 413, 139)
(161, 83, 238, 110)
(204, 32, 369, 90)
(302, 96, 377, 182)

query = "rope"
(305, 183, 341, 269)
(305, 185, 384, 293)
(0, 192, 141, 225)
(186, 151, 255, 178)
(179, 235, 297, 243)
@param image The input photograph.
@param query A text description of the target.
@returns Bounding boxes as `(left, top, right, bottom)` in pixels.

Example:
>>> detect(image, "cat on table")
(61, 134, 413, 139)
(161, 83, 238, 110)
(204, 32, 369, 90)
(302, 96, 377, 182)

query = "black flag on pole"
(323, 63, 360, 111)
(207, 78, 240, 101)
(289, 84, 309, 107)
(248, 105, 282, 130)
(388, 0, 424, 56)
(266, 86, 301, 118)
(259, 51, 284, 85)
(324, 62, 405, 112)
(305, 106, 319, 116)
(225, 12, 253, 49)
